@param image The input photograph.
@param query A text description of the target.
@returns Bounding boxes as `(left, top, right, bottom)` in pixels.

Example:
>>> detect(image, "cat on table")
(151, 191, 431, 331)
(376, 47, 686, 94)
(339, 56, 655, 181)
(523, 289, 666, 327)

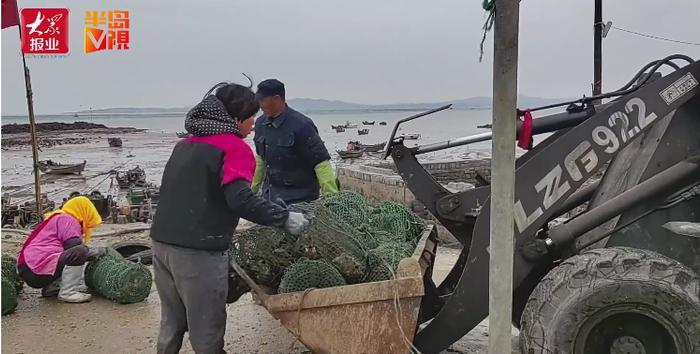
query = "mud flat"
(1, 122, 144, 150)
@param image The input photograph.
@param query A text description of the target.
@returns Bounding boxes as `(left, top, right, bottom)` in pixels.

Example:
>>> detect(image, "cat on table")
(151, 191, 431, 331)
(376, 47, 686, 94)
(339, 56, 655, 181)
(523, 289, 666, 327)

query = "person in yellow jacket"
(253, 79, 338, 204)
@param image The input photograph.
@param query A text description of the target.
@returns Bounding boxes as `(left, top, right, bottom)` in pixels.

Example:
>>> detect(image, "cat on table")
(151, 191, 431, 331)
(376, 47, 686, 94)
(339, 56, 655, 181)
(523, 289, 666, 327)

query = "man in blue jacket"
(252, 79, 338, 204)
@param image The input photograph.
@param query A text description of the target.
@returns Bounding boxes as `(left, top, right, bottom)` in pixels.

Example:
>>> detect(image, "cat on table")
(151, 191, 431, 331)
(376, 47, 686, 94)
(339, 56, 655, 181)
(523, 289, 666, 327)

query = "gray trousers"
(153, 241, 228, 354)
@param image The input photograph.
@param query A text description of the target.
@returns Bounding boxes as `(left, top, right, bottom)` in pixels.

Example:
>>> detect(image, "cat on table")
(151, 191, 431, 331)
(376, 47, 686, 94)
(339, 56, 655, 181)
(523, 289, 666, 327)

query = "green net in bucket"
(230, 225, 297, 289)
(369, 202, 426, 245)
(231, 190, 426, 292)
(363, 242, 416, 282)
(2, 255, 23, 293)
(293, 198, 374, 283)
(85, 255, 152, 304)
(1, 278, 18, 315)
(278, 258, 346, 294)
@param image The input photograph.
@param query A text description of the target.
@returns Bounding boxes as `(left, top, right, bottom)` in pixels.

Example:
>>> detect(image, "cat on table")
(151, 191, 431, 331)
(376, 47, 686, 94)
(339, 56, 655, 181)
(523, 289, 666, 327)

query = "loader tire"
(519, 247, 700, 354)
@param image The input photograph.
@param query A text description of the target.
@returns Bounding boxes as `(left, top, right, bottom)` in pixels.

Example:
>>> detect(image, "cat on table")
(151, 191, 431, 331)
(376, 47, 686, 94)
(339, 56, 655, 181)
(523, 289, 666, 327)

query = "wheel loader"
(383, 54, 700, 354)
(231, 55, 699, 353)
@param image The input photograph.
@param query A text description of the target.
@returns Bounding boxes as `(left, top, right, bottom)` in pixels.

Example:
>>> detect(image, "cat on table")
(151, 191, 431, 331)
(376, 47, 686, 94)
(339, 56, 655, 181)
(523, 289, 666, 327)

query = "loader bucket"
(232, 225, 438, 354)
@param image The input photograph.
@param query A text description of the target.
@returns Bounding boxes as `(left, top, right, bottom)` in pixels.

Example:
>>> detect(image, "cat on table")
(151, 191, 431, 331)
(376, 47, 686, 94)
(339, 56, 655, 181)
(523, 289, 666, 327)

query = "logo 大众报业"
(20, 8, 70, 54)
(84, 10, 129, 53)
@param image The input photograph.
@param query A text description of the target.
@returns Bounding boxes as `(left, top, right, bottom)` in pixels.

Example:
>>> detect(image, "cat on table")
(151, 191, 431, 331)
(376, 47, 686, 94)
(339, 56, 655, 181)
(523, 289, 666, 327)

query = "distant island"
(63, 95, 569, 116)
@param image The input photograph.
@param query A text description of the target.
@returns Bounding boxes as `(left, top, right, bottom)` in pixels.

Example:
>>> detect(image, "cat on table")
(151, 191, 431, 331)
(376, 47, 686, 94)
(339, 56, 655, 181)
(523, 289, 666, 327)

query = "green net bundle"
(2, 255, 22, 315)
(2, 279, 18, 315)
(368, 202, 425, 246)
(231, 191, 427, 294)
(231, 226, 297, 288)
(85, 255, 152, 304)
(364, 242, 416, 282)
(278, 258, 346, 294)
(1, 255, 23, 293)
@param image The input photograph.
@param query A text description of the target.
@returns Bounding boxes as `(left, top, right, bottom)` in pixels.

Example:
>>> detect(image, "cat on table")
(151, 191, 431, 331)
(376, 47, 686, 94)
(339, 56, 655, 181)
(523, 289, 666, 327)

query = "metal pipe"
(548, 180, 601, 222)
(414, 107, 602, 155)
(547, 157, 700, 247)
(383, 104, 452, 158)
(488, 0, 519, 352)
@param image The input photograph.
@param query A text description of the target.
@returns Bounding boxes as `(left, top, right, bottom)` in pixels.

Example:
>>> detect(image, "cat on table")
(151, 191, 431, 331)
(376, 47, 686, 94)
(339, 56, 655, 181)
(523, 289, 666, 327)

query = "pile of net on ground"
(85, 254, 152, 304)
(231, 191, 425, 294)
(2, 255, 22, 315)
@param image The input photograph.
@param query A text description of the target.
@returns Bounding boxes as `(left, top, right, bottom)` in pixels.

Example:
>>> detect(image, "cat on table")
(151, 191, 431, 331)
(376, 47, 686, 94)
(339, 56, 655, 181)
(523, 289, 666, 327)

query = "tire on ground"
(519, 246, 700, 354)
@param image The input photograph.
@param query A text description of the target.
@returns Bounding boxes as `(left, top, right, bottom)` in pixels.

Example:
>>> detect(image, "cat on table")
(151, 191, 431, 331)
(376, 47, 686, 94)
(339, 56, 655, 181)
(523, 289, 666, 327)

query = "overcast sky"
(2, 0, 699, 114)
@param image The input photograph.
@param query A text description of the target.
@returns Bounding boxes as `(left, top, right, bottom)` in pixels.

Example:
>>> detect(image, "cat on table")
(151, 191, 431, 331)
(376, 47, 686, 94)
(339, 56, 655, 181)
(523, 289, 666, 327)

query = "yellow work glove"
(252, 155, 265, 193)
(314, 160, 339, 195)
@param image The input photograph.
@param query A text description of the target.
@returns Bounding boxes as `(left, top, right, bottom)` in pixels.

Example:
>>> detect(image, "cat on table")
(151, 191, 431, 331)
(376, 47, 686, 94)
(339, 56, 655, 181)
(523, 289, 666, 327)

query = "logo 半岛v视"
(84, 10, 130, 53)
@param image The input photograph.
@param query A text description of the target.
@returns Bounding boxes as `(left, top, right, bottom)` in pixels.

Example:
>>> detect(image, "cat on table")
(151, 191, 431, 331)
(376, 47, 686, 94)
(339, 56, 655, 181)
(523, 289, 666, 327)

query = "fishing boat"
(379, 121, 387, 126)
(334, 126, 346, 133)
(348, 141, 386, 153)
(108, 137, 123, 147)
(176, 132, 191, 138)
(343, 121, 358, 128)
(362, 121, 375, 125)
(400, 133, 421, 140)
(357, 129, 370, 135)
(37, 160, 87, 175)
(115, 166, 147, 189)
(337, 150, 363, 159)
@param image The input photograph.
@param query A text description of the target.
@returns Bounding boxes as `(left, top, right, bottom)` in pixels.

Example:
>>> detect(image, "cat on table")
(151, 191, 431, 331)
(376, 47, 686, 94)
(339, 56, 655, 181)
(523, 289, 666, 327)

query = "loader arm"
(388, 58, 700, 353)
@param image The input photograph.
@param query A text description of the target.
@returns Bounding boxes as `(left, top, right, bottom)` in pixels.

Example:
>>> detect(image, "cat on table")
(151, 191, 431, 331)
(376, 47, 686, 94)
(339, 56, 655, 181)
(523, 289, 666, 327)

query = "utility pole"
(488, 0, 519, 353)
(593, 0, 603, 96)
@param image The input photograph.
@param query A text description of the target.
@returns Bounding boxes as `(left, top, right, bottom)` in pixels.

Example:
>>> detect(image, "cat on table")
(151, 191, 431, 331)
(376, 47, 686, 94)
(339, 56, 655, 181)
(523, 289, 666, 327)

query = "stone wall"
(336, 158, 491, 206)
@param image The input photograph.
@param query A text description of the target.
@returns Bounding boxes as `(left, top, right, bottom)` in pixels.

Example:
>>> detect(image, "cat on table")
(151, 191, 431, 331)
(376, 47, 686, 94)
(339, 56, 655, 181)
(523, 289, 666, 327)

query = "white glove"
(284, 212, 309, 235)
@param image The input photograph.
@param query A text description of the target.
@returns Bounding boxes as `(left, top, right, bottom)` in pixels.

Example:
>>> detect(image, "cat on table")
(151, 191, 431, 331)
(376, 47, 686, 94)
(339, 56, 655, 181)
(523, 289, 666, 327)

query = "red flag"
(1, 0, 19, 29)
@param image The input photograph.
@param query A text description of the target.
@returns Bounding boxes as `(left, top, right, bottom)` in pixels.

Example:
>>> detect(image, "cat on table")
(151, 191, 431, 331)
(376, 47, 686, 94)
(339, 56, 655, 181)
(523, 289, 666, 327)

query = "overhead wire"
(608, 25, 700, 46)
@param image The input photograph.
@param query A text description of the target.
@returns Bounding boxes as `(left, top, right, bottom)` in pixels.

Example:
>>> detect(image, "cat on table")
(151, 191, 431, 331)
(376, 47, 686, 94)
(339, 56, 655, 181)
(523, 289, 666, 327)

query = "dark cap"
(256, 79, 285, 100)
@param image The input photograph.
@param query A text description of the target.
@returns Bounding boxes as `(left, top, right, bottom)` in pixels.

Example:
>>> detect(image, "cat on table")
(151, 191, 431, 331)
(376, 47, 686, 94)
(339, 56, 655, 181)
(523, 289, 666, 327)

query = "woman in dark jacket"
(150, 82, 308, 354)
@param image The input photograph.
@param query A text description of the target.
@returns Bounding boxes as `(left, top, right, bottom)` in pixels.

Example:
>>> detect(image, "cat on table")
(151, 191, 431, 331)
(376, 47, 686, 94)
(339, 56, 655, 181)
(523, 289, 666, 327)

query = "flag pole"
(14, 7, 43, 215)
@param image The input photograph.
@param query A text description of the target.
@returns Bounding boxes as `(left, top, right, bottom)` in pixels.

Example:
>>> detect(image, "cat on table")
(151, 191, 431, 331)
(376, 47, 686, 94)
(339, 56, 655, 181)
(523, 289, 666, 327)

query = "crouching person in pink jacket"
(16, 196, 104, 303)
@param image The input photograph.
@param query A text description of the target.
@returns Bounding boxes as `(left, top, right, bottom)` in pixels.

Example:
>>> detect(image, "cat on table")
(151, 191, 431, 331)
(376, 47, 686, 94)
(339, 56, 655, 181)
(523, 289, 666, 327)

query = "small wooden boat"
(331, 125, 343, 129)
(400, 133, 421, 140)
(379, 121, 387, 126)
(108, 137, 123, 147)
(361, 142, 386, 152)
(343, 121, 358, 128)
(38, 160, 87, 175)
(334, 126, 346, 133)
(357, 129, 370, 135)
(176, 132, 191, 138)
(362, 121, 375, 125)
(337, 150, 363, 159)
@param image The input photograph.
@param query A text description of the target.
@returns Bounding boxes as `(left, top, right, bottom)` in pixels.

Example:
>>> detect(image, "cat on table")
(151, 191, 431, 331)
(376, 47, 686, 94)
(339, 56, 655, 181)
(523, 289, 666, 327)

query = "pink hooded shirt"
(184, 133, 255, 184)
(18, 213, 83, 275)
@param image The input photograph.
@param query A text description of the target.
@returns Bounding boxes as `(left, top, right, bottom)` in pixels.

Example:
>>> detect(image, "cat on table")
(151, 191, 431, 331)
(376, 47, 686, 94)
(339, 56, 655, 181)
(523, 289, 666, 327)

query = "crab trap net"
(231, 191, 425, 294)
